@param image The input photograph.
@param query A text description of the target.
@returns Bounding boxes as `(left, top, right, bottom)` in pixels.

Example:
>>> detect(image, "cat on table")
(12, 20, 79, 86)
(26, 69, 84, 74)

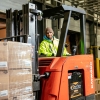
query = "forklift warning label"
(70, 82, 82, 98)
(90, 62, 93, 89)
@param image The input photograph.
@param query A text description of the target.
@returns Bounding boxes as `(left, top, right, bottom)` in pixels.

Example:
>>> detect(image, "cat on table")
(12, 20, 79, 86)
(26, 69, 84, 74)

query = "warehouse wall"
(0, 0, 29, 12)
(86, 23, 90, 48)
(96, 26, 100, 58)
(0, 29, 6, 38)
(46, 19, 52, 28)
(60, 18, 80, 32)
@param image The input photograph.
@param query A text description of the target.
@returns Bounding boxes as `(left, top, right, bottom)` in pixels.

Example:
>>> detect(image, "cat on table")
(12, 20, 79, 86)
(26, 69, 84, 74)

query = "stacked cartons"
(0, 42, 9, 99)
(0, 41, 33, 100)
(9, 69, 32, 98)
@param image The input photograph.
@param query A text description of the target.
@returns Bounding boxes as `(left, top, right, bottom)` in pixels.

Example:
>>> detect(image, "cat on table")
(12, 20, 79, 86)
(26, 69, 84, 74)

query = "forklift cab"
(42, 5, 87, 56)
(39, 5, 95, 100)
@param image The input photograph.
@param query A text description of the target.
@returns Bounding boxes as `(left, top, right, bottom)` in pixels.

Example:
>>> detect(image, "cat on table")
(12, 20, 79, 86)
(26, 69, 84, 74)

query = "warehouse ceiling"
(68, 0, 100, 16)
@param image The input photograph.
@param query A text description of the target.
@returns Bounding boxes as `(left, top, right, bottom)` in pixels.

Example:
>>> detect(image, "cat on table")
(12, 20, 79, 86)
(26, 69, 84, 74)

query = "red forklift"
(38, 5, 95, 100)
(0, 2, 95, 100)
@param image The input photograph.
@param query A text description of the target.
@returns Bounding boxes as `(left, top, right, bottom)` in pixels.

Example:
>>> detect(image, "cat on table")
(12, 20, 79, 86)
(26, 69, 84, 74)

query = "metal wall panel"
(69, 18, 80, 32)
(97, 26, 100, 35)
(60, 18, 80, 32)
(86, 23, 90, 48)
(86, 35, 90, 48)
(46, 19, 52, 28)
(86, 23, 89, 35)
(97, 26, 100, 54)
(97, 34, 100, 58)
(94, 25, 100, 58)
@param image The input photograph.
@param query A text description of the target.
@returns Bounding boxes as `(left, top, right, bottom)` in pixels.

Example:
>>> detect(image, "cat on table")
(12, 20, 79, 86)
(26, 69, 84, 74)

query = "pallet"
(95, 91, 100, 95)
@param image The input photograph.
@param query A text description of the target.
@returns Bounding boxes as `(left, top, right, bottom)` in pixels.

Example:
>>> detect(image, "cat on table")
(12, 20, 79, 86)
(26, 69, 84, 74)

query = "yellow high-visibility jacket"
(39, 36, 70, 57)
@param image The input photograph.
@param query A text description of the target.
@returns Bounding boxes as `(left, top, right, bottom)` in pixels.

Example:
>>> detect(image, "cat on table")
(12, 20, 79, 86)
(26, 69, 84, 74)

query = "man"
(39, 27, 70, 57)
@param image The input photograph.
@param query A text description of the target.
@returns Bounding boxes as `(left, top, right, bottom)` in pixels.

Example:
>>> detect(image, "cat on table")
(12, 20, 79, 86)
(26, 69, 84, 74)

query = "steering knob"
(72, 45, 77, 56)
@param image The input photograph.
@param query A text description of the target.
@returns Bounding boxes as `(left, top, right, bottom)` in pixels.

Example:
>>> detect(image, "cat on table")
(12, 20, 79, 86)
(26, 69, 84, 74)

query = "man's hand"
(66, 53, 71, 56)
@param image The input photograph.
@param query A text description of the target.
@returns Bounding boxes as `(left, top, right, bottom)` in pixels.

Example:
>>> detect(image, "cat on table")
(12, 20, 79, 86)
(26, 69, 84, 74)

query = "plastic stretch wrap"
(0, 70, 33, 99)
(0, 71, 9, 100)
(9, 69, 33, 97)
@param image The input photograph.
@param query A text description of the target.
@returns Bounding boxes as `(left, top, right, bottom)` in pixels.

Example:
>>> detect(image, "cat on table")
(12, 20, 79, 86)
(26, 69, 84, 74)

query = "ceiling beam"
(70, 0, 97, 4)
(79, 1, 100, 6)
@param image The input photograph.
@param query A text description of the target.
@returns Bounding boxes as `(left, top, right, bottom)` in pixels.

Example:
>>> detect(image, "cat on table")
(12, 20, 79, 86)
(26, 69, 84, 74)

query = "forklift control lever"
(34, 72, 50, 81)
(72, 45, 77, 56)
(30, 9, 43, 21)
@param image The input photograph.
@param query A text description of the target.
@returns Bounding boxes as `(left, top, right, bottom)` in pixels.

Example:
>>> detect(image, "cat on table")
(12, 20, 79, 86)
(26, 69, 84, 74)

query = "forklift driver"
(39, 27, 70, 57)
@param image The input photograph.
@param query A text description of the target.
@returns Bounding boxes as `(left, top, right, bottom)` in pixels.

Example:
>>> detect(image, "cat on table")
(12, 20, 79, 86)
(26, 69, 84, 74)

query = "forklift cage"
(43, 5, 86, 56)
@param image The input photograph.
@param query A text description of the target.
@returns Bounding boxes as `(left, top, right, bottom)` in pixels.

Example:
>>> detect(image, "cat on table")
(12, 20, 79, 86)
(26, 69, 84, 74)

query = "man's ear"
(52, 32, 54, 35)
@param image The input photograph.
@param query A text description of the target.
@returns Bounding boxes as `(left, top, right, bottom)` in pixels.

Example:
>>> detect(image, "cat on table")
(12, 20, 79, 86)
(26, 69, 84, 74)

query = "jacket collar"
(43, 35, 53, 43)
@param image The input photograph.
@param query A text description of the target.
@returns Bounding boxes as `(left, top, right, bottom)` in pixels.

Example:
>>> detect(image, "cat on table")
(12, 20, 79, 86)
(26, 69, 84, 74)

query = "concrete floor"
(95, 94, 100, 100)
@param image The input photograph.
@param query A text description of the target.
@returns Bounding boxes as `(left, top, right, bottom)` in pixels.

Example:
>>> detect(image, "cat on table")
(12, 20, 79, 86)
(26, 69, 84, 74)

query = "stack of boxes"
(0, 41, 33, 100)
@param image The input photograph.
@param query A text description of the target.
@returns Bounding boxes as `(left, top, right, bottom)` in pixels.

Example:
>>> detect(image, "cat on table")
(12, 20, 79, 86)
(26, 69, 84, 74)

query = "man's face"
(46, 31, 54, 40)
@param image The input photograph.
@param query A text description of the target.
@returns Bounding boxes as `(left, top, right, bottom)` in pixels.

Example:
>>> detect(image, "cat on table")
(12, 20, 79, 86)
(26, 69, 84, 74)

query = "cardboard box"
(8, 42, 32, 61)
(0, 42, 8, 70)
(0, 71, 9, 100)
(9, 86, 33, 98)
(9, 69, 33, 97)
(0, 41, 32, 70)
(8, 59, 32, 69)
(0, 69, 33, 99)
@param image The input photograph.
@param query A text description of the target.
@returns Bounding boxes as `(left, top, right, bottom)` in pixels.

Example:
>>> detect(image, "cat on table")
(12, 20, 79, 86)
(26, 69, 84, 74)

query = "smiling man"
(39, 27, 70, 57)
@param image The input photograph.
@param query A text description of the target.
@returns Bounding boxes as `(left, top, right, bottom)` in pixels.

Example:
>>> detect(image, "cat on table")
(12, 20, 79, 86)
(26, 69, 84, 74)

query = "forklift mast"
(5, 3, 40, 74)
(43, 5, 87, 56)
(0, 2, 42, 99)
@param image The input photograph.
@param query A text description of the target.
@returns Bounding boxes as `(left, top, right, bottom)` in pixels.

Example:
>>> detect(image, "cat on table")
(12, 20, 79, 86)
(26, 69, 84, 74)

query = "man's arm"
(63, 47, 71, 56)
(39, 41, 53, 57)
